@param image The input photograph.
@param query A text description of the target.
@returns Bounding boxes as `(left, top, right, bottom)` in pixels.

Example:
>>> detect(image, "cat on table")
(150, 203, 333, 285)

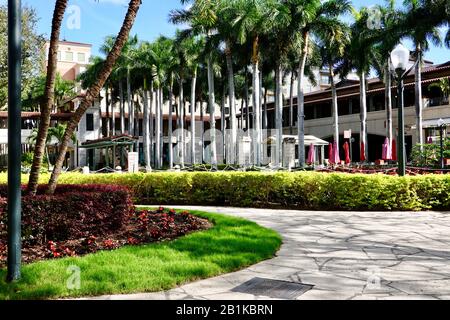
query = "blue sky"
(4, 0, 450, 64)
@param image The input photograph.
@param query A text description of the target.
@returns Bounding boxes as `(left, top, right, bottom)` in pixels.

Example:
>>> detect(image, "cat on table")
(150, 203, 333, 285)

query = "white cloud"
(90, 0, 128, 5)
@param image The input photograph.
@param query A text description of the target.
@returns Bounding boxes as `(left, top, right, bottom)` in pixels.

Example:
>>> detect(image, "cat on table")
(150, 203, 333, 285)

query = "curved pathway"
(93, 207, 450, 300)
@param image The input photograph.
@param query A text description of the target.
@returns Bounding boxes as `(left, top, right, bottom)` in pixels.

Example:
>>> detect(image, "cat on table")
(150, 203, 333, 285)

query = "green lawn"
(0, 210, 282, 300)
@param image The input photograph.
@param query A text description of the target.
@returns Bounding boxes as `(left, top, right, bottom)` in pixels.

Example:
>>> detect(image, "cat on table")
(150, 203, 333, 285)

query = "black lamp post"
(438, 118, 445, 169)
(390, 44, 418, 177)
(7, 0, 22, 282)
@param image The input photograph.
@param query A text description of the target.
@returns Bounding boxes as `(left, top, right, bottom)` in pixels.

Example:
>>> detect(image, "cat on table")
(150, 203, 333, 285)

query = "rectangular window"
(77, 52, 86, 63)
(320, 74, 330, 85)
(65, 51, 73, 62)
(86, 114, 94, 131)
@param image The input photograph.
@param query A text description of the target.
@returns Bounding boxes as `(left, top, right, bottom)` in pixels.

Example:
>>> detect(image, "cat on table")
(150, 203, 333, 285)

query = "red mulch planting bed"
(0, 207, 212, 268)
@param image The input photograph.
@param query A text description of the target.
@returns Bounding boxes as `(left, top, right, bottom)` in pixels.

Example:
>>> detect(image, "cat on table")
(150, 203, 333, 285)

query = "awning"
(265, 135, 329, 146)
(412, 118, 450, 129)
(80, 134, 138, 149)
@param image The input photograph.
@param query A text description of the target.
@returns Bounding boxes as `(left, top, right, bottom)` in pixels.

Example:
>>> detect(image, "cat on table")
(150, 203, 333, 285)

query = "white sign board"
(128, 152, 139, 173)
(344, 130, 352, 139)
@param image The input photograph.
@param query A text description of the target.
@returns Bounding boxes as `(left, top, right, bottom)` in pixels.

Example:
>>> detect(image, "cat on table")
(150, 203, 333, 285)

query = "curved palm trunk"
(415, 48, 424, 149)
(190, 69, 197, 165)
(225, 42, 237, 165)
(330, 66, 339, 150)
(119, 80, 125, 134)
(47, 0, 142, 194)
(360, 71, 368, 162)
(385, 64, 393, 149)
(27, 0, 68, 195)
(297, 32, 309, 168)
(252, 36, 261, 166)
(275, 64, 283, 167)
(207, 56, 218, 169)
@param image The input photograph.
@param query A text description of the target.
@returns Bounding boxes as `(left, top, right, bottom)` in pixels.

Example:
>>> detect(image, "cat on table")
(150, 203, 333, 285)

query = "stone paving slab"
(89, 207, 450, 300)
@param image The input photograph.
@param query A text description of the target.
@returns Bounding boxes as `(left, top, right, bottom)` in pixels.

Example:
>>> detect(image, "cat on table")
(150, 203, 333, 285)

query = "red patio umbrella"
(333, 141, 341, 164)
(392, 139, 397, 161)
(360, 142, 366, 162)
(328, 143, 334, 165)
(307, 144, 315, 165)
(343, 142, 351, 164)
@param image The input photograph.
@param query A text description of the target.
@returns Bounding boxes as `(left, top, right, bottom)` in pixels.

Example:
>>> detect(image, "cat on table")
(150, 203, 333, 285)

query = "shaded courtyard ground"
(92, 206, 450, 300)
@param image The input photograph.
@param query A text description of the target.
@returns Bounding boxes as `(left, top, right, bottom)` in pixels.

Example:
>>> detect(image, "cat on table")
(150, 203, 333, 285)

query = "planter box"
(375, 159, 385, 165)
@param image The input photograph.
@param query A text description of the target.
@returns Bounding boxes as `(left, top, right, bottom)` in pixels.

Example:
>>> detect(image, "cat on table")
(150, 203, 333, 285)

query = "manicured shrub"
(0, 185, 134, 245)
(20, 171, 449, 211)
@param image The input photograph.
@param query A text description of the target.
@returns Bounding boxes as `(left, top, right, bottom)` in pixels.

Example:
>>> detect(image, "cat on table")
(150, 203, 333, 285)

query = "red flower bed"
(0, 185, 134, 246)
(0, 207, 211, 267)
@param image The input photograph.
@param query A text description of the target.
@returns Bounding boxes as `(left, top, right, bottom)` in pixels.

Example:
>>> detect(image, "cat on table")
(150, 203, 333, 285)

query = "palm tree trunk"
(252, 36, 261, 166)
(27, 0, 68, 195)
(360, 71, 368, 162)
(415, 48, 424, 148)
(221, 89, 226, 164)
(330, 66, 339, 150)
(111, 87, 116, 136)
(47, 0, 142, 194)
(179, 79, 185, 168)
(119, 80, 125, 134)
(275, 63, 283, 167)
(127, 68, 133, 138)
(149, 85, 154, 166)
(225, 42, 237, 164)
(200, 98, 204, 163)
(143, 77, 151, 172)
(263, 87, 268, 129)
(207, 56, 218, 169)
(105, 84, 110, 137)
(385, 64, 393, 148)
(297, 32, 309, 168)
(289, 73, 294, 135)
(169, 77, 174, 169)
(155, 86, 161, 169)
(190, 69, 197, 165)
(159, 88, 164, 168)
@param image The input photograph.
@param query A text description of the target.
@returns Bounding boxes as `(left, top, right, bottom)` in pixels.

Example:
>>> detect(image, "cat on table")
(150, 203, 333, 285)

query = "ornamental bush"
(37, 172, 450, 211)
(0, 185, 134, 245)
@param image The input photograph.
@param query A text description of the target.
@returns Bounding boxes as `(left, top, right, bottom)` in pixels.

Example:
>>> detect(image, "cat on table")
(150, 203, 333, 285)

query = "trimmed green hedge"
(7, 172, 447, 211)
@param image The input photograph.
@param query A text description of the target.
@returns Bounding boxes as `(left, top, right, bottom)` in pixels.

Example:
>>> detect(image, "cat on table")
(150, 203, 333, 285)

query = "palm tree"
(429, 78, 450, 106)
(287, 0, 351, 167)
(402, 0, 442, 148)
(318, 20, 350, 156)
(27, 0, 68, 195)
(47, 0, 142, 194)
(340, 7, 378, 162)
(171, 0, 220, 169)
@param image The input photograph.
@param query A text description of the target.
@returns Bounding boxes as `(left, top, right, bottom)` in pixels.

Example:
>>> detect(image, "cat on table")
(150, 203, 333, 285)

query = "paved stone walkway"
(92, 206, 450, 300)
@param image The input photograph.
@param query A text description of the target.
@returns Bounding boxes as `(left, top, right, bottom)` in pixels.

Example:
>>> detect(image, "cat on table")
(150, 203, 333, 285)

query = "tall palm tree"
(171, 0, 220, 169)
(287, 0, 351, 167)
(27, 0, 68, 195)
(47, 0, 142, 194)
(402, 0, 442, 148)
(318, 20, 350, 155)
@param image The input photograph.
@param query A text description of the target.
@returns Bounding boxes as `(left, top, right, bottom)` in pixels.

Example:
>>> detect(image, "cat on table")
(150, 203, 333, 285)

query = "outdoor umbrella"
(392, 139, 397, 161)
(382, 142, 388, 160)
(360, 142, 366, 162)
(307, 144, 315, 165)
(328, 143, 334, 165)
(385, 137, 392, 160)
(333, 141, 341, 164)
(343, 142, 351, 164)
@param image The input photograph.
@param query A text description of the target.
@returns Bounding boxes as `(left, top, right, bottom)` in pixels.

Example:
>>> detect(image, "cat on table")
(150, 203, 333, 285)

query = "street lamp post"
(7, 0, 22, 282)
(438, 118, 445, 170)
(390, 44, 417, 177)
